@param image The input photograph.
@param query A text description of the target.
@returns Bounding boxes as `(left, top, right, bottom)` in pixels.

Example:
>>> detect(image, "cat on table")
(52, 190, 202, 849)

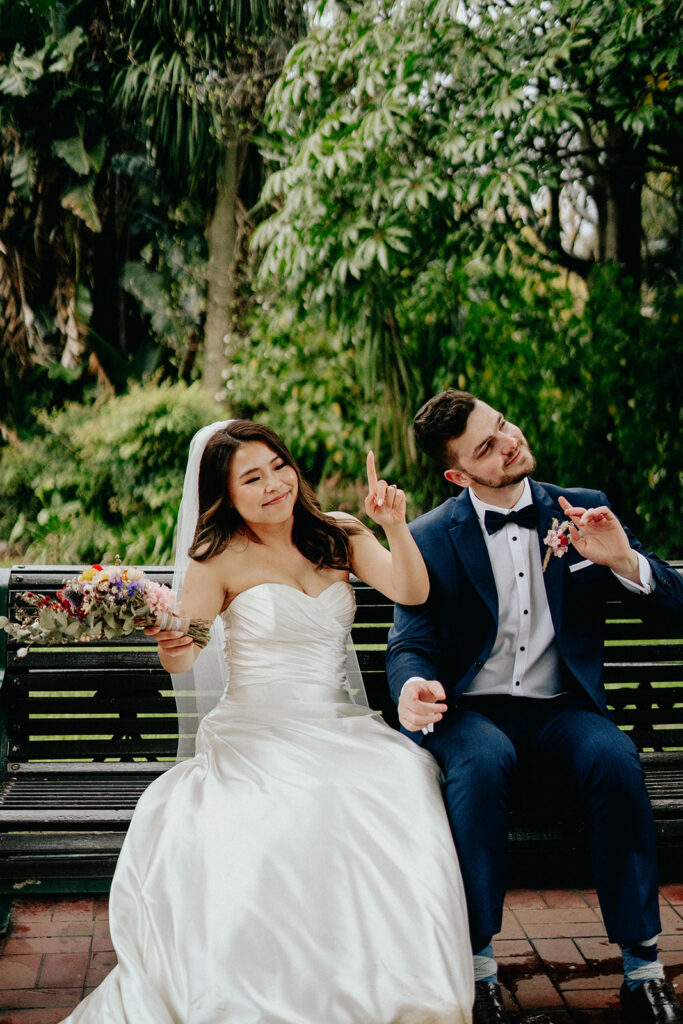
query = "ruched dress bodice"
(59, 582, 473, 1024)
(222, 580, 356, 702)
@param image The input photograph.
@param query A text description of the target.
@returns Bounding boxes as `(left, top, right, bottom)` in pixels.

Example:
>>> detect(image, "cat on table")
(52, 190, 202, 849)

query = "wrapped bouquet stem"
(0, 563, 212, 656)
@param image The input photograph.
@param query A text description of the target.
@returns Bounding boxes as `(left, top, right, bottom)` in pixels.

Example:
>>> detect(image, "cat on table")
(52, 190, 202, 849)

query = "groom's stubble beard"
(463, 443, 537, 490)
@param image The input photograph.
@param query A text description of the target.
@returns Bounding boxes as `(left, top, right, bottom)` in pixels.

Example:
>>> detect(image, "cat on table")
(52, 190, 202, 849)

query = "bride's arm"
(329, 453, 429, 605)
(150, 557, 226, 674)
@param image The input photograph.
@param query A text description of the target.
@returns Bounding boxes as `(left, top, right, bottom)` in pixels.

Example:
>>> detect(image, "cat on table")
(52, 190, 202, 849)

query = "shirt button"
(518, 572, 524, 577)
(515, 681, 521, 686)
(512, 535, 518, 541)
(524, 609, 529, 615)
(520, 646, 525, 651)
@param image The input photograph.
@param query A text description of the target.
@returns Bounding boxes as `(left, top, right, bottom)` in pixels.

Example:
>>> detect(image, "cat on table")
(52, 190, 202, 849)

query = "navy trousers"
(423, 693, 661, 948)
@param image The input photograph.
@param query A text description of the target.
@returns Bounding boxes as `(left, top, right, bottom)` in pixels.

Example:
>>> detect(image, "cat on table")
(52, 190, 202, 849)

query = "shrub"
(0, 380, 226, 565)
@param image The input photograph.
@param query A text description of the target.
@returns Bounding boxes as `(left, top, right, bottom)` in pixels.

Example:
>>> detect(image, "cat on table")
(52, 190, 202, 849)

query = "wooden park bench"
(1, 563, 682, 932)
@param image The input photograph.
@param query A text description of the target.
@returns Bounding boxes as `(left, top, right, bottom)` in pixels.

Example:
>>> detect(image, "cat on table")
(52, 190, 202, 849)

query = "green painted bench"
(0, 563, 681, 930)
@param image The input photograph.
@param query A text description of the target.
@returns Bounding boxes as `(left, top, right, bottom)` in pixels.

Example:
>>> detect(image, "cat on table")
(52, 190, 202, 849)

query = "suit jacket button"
(475, 659, 483, 669)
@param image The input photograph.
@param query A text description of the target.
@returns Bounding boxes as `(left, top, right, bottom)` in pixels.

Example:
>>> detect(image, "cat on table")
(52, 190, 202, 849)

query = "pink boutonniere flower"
(542, 518, 572, 572)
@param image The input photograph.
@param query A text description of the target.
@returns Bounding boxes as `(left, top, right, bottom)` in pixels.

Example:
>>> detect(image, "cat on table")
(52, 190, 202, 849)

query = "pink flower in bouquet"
(145, 581, 177, 616)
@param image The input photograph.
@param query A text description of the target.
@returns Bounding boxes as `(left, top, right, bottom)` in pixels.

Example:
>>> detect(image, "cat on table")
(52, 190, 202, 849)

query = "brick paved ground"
(0, 885, 681, 1023)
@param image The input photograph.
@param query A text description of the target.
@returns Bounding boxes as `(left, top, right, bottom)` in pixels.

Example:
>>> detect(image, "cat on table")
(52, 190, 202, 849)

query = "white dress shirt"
(465, 479, 564, 698)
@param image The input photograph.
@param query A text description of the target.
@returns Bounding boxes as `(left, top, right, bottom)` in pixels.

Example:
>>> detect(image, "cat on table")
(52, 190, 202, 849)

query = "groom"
(386, 389, 683, 1024)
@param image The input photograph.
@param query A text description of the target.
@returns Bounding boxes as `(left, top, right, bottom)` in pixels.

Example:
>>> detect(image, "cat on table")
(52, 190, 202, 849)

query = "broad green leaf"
(61, 181, 102, 232)
(48, 26, 86, 73)
(38, 609, 57, 629)
(10, 150, 36, 196)
(12, 53, 44, 81)
(87, 137, 106, 173)
(53, 136, 90, 176)
(0, 65, 29, 96)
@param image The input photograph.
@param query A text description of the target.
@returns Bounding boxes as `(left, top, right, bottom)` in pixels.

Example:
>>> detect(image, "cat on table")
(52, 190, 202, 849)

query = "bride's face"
(228, 441, 299, 525)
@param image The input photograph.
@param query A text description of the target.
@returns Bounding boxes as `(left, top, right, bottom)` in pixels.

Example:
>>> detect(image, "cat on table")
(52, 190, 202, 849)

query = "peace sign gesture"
(364, 452, 407, 530)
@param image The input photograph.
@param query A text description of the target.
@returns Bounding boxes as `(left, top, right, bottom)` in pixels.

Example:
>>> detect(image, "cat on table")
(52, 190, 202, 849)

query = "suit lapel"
(447, 491, 498, 623)
(530, 479, 566, 635)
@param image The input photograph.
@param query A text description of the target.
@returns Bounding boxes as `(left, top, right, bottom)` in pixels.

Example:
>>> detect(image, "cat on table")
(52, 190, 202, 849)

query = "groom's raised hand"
(398, 678, 448, 732)
(558, 495, 640, 583)
(364, 451, 407, 530)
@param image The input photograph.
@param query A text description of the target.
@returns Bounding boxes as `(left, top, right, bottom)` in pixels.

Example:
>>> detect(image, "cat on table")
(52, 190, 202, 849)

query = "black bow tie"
(484, 504, 538, 535)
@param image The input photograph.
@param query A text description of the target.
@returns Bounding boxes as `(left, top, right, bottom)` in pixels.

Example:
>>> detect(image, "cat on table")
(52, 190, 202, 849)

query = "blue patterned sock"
(473, 941, 497, 984)
(620, 937, 664, 990)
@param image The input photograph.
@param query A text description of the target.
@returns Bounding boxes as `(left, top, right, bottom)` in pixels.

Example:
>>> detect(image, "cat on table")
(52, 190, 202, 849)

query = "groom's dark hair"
(413, 389, 478, 468)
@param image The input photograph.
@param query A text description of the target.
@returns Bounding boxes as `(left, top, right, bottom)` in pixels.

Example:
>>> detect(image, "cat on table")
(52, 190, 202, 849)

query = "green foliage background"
(0, 0, 681, 565)
(0, 382, 225, 565)
(248, 0, 682, 555)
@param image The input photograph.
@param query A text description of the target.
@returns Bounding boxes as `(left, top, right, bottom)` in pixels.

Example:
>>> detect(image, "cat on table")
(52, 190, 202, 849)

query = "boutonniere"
(542, 518, 572, 572)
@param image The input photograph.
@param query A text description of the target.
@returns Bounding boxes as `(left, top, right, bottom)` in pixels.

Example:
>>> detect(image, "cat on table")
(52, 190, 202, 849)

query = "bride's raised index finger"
(366, 451, 378, 492)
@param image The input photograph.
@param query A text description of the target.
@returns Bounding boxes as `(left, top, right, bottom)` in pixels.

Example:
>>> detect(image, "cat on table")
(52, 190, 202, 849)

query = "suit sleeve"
(620, 530, 683, 623)
(386, 588, 444, 705)
(596, 490, 683, 623)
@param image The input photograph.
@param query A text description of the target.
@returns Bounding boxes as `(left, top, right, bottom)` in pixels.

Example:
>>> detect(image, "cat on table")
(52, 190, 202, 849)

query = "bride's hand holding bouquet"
(0, 563, 212, 655)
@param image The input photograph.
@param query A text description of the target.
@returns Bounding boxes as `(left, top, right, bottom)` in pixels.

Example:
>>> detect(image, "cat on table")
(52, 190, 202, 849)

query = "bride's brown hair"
(188, 420, 360, 568)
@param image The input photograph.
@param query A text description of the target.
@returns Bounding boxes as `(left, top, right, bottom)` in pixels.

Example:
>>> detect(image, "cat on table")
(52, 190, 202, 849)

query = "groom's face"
(443, 401, 536, 492)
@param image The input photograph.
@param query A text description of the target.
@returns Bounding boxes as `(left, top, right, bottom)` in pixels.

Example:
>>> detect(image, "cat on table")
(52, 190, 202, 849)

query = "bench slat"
(13, 716, 179, 736)
(7, 651, 167, 670)
(8, 740, 176, 759)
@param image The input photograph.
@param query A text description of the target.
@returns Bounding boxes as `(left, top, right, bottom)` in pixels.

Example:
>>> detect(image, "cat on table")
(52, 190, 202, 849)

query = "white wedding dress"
(60, 581, 473, 1024)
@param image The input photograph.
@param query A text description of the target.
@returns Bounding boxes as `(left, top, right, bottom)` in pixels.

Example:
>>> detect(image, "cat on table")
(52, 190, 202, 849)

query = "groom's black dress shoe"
(473, 981, 510, 1024)
(620, 979, 683, 1024)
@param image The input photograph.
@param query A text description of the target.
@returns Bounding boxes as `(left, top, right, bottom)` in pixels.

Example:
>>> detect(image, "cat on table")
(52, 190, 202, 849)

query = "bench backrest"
(0, 567, 179, 766)
(0, 564, 681, 771)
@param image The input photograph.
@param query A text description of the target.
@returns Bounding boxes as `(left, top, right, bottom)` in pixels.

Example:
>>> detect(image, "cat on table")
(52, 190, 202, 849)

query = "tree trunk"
(594, 129, 645, 290)
(202, 136, 247, 397)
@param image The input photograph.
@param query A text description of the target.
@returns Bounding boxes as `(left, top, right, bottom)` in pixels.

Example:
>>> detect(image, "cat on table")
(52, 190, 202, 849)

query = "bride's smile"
(262, 491, 290, 507)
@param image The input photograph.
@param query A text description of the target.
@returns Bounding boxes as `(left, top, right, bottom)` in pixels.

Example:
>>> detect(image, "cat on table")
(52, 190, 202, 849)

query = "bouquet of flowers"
(0, 563, 212, 657)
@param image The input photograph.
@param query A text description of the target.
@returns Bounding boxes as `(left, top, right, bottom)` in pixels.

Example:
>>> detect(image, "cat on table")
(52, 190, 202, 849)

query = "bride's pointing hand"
(364, 451, 407, 531)
(348, 450, 428, 604)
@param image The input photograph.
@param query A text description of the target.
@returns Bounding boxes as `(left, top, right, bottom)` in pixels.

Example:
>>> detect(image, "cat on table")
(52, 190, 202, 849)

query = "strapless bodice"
(221, 580, 356, 703)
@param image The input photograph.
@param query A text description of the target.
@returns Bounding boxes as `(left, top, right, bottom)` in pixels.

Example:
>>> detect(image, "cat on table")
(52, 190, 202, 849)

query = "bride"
(59, 420, 473, 1024)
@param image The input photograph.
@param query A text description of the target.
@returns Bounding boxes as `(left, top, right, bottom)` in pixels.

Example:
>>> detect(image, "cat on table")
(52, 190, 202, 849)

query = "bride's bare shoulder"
(176, 549, 231, 617)
(189, 542, 244, 579)
(192, 537, 258, 597)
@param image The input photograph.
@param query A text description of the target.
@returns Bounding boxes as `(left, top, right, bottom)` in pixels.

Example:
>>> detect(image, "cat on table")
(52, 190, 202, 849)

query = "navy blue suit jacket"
(386, 480, 683, 740)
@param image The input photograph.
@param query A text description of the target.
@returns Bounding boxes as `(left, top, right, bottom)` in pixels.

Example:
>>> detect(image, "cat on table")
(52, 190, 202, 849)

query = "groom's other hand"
(398, 678, 447, 732)
(558, 495, 640, 583)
